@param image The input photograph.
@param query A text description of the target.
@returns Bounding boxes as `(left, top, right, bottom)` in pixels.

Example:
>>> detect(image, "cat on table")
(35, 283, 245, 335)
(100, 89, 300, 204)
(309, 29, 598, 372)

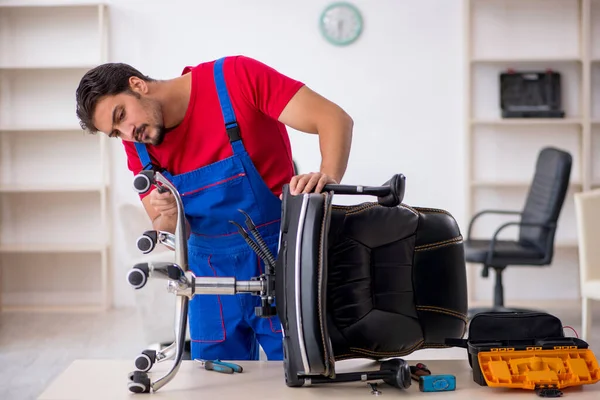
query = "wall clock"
(319, 2, 363, 46)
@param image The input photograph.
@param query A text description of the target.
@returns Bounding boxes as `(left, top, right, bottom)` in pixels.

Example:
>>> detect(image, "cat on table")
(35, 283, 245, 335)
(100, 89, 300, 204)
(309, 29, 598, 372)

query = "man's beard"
(135, 124, 166, 146)
(140, 97, 167, 146)
(150, 125, 166, 146)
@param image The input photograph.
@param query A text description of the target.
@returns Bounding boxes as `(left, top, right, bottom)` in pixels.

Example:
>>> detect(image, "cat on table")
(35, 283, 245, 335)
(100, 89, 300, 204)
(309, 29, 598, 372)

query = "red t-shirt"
(123, 55, 305, 198)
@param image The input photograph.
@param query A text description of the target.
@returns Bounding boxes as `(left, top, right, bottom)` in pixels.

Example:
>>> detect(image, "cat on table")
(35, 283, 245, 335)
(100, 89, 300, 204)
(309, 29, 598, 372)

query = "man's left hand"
(289, 172, 338, 195)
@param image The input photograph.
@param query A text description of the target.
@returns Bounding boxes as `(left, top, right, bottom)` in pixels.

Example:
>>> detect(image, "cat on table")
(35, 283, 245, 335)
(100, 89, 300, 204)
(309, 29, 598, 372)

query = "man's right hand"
(141, 187, 179, 234)
(149, 188, 177, 217)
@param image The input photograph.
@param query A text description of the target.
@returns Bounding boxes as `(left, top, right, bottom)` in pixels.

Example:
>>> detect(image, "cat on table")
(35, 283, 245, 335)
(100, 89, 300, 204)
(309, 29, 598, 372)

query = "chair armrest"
(486, 220, 556, 265)
(466, 209, 522, 240)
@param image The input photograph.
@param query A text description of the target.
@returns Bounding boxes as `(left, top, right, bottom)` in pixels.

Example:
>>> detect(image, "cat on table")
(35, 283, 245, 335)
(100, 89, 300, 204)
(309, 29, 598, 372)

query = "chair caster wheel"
(127, 370, 151, 394)
(135, 349, 157, 372)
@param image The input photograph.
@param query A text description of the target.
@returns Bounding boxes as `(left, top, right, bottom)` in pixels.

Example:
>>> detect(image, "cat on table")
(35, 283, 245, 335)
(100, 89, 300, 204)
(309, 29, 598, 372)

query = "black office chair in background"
(464, 147, 572, 318)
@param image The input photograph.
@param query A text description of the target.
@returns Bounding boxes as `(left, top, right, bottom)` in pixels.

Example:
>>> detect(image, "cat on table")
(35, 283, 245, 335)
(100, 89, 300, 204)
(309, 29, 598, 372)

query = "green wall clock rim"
(319, 1, 364, 46)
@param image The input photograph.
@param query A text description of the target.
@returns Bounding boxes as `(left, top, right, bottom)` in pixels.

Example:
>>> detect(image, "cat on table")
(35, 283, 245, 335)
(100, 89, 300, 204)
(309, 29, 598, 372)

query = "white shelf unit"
(464, 0, 596, 304)
(0, 1, 111, 312)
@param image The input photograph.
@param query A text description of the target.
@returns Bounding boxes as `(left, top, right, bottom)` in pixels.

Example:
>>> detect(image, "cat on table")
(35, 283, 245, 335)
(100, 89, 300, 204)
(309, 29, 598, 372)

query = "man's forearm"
(318, 110, 353, 183)
(153, 213, 191, 239)
(153, 213, 177, 234)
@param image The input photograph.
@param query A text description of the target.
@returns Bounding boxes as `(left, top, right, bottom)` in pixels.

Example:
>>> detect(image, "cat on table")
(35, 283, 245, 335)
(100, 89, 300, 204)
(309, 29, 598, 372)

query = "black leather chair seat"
(465, 239, 544, 264)
(276, 178, 468, 386)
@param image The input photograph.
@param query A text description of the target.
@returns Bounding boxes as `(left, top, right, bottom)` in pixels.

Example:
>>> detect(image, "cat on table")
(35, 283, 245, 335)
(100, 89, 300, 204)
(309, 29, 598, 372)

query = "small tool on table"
(410, 362, 431, 381)
(368, 382, 382, 396)
(194, 359, 243, 374)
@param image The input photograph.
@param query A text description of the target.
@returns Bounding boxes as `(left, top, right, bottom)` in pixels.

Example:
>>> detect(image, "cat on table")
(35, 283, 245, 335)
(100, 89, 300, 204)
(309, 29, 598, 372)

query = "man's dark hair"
(75, 63, 154, 134)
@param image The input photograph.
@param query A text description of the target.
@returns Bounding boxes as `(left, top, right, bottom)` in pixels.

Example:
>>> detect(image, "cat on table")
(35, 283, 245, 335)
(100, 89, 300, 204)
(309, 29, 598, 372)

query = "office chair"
(464, 147, 572, 318)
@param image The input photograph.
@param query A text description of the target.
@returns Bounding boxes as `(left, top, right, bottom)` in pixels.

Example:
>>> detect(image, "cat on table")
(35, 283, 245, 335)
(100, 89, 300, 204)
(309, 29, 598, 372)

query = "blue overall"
(134, 57, 284, 361)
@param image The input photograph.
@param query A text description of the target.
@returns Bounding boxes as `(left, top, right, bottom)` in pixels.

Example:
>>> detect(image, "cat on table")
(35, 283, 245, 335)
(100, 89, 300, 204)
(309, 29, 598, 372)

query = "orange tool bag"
(446, 312, 600, 396)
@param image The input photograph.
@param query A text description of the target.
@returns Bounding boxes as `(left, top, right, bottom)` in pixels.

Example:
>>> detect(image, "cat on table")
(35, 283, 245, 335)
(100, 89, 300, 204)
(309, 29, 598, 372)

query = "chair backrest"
(518, 147, 572, 253)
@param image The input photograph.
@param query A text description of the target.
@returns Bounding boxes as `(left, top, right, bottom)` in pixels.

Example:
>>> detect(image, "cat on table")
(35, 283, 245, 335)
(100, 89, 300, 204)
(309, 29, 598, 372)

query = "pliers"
(194, 359, 243, 374)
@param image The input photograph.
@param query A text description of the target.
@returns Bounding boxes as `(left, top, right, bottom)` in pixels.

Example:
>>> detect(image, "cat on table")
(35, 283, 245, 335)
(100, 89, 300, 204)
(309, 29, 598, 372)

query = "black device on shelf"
(500, 70, 565, 118)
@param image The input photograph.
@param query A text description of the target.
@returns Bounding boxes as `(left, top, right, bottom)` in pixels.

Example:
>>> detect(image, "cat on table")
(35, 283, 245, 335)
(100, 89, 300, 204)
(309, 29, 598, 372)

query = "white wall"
(107, 0, 467, 308)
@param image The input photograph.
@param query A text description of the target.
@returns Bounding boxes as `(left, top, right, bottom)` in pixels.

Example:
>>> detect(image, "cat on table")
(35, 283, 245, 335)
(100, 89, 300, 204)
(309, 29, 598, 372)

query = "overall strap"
(213, 57, 241, 143)
(134, 142, 154, 170)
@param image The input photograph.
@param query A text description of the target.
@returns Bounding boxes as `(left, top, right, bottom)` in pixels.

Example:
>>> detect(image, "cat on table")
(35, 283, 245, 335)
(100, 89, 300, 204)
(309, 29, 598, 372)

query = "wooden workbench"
(38, 358, 600, 399)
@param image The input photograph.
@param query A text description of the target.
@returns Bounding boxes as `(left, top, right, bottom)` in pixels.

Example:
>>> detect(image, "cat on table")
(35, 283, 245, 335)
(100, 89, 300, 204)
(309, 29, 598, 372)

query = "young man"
(75, 55, 353, 362)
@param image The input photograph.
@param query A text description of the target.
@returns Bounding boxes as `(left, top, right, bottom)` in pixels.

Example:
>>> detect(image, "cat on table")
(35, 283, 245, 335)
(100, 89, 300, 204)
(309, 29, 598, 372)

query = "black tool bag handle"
(445, 311, 565, 348)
